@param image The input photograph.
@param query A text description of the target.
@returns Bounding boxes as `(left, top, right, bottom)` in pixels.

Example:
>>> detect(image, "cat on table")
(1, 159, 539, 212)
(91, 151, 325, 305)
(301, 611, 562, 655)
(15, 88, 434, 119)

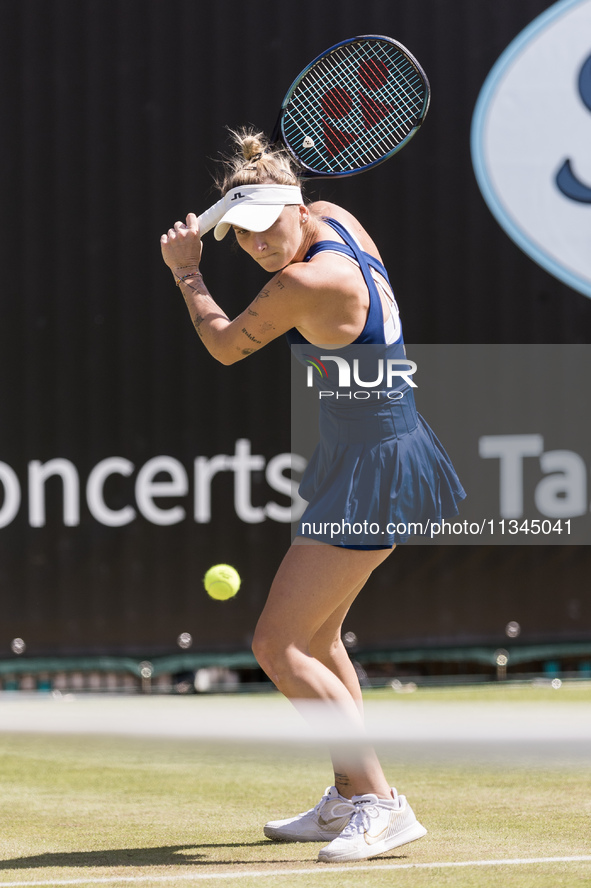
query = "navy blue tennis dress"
(286, 217, 466, 548)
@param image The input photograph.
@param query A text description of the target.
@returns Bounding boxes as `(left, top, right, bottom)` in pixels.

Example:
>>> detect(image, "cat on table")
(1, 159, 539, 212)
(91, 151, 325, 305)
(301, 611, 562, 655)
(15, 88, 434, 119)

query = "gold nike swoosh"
(318, 814, 348, 827)
(363, 811, 396, 845)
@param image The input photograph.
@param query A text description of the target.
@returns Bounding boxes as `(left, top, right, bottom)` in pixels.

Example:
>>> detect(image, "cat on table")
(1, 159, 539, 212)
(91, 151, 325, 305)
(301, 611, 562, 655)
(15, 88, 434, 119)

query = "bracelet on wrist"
(175, 271, 203, 286)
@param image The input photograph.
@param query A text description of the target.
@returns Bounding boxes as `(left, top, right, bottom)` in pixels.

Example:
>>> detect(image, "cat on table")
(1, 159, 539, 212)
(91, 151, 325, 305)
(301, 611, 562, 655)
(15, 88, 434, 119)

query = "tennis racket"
(198, 35, 430, 234)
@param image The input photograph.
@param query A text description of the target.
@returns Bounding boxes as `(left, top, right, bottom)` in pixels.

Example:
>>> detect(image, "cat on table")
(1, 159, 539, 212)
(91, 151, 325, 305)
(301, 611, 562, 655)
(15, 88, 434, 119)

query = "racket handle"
(197, 196, 226, 236)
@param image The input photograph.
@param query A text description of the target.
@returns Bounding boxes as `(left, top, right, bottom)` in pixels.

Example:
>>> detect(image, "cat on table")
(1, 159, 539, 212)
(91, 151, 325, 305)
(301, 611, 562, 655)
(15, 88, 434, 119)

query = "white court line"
(0, 855, 589, 886)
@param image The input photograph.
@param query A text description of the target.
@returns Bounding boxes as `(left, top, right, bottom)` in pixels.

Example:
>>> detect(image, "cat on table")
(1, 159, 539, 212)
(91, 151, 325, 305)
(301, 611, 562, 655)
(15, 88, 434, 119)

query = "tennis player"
(160, 130, 465, 863)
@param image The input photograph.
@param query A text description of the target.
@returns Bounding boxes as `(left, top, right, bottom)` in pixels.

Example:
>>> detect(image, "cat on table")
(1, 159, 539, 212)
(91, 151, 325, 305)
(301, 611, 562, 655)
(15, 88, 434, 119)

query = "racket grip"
(197, 196, 226, 236)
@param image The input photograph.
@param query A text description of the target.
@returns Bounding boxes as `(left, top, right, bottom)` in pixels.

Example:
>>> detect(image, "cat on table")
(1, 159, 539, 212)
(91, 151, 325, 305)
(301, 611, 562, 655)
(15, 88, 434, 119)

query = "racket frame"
(198, 35, 430, 234)
(271, 34, 431, 179)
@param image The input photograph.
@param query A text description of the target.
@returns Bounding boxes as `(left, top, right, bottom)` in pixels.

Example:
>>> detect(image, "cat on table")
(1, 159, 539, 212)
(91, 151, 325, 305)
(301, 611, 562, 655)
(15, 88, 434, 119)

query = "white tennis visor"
(212, 184, 303, 241)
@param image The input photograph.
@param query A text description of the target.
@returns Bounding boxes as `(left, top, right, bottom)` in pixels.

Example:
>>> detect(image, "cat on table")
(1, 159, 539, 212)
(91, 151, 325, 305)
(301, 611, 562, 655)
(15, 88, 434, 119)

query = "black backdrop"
(0, 0, 589, 658)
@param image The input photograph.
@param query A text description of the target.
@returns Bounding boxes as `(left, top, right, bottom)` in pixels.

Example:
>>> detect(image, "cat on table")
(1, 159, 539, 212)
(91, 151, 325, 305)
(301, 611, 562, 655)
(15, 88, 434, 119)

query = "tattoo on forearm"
(241, 347, 255, 356)
(192, 315, 205, 338)
(247, 308, 259, 317)
(255, 288, 271, 301)
(182, 279, 204, 294)
(275, 279, 285, 290)
(241, 328, 262, 344)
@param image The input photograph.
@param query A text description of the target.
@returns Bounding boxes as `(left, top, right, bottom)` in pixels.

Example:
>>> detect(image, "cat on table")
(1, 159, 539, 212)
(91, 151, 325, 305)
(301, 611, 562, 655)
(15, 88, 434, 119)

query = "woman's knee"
(252, 621, 290, 676)
(308, 630, 342, 666)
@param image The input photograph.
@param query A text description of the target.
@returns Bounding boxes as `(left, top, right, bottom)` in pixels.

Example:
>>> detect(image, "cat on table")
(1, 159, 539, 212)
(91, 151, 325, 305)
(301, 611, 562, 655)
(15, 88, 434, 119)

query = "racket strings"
(282, 39, 428, 174)
(319, 46, 422, 140)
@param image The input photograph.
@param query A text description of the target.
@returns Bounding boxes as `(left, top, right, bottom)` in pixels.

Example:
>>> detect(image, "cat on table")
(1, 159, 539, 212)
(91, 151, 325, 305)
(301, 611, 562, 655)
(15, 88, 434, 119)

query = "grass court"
(0, 683, 590, 888)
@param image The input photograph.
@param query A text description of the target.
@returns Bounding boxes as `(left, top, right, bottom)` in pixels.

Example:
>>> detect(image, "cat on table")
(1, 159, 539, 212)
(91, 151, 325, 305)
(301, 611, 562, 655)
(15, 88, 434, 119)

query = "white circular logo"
(471, 0, 591, 299)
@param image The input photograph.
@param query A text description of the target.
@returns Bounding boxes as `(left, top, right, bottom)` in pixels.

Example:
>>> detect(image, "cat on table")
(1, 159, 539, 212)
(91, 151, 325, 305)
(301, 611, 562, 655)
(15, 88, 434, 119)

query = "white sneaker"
(264, 786, 356, 842)
(317, 788, 427, 862)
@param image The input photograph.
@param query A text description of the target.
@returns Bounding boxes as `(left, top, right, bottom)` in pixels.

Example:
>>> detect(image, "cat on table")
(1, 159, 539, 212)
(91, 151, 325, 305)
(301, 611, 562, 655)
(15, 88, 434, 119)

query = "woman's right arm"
(161, 213, 330, 365)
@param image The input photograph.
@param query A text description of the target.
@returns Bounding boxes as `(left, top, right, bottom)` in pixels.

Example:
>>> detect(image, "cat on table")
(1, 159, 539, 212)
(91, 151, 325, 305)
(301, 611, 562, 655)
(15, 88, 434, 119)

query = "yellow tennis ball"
(204, 564, 241, 601)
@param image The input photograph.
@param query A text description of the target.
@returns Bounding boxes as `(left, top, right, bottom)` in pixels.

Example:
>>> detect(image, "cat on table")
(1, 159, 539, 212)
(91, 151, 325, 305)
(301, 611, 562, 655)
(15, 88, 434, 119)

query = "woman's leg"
(252, 539, 394, 799)
(307, 576, 370, 796)
(308, 576, 368, 712)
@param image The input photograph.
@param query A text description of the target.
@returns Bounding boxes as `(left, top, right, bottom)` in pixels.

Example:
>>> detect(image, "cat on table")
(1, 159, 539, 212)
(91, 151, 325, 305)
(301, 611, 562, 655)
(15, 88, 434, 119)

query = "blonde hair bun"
(240, 132, 266, 162)
(217, 126, 302, 195)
